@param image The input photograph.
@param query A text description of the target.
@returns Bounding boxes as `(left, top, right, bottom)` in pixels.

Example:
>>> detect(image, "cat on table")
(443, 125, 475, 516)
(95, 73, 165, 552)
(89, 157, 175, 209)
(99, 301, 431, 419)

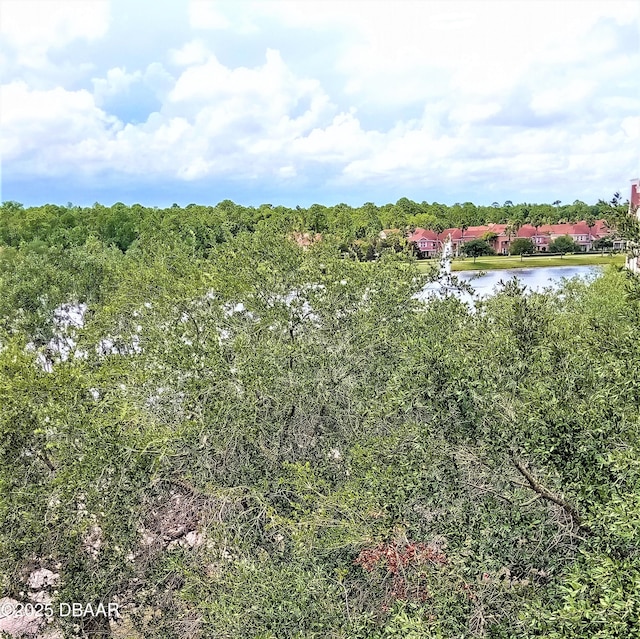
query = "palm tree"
(530, 214, 545, 252)
(585, 215, 596, 251)
(431, 220, 446, 235)
(505, 219, 522, 255)
(431, 220, 446, 253)
(459, 222, 469, 257)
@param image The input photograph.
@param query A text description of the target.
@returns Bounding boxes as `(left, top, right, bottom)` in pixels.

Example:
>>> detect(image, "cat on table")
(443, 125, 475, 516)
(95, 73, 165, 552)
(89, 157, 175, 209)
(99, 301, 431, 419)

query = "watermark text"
(1, 601, 119, 619)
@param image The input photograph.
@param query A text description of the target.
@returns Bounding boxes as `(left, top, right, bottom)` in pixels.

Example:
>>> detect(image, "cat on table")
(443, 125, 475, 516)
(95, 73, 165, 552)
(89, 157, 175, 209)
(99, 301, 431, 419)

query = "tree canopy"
(0, 196, 630, 257)
(0, 198, 639, 638)
(509, 237, 536, 255)
(461, 238, 495, 261)
(549, 235, 580, 254)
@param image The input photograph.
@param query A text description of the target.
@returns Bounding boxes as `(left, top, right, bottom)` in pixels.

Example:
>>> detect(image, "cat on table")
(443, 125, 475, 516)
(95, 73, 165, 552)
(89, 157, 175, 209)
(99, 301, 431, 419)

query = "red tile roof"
(516, 225, 536, 238)
(408, 228, 439, 242)
(443, 228, 463, 239)
(409, 219, 610, 245)
(291, 232, 322, 248)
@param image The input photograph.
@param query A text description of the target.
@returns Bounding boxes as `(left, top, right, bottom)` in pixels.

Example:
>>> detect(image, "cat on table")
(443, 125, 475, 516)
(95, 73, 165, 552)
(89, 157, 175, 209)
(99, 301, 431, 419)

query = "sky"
(0, 0, 638, 208)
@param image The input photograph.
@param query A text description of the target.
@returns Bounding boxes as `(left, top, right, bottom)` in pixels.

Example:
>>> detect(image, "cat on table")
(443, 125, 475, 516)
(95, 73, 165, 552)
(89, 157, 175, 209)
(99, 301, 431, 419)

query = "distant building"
(407, 228, 440, 256)
(626, 179, 640, 274)
(631, 178, 640, 216)
(408, 219, 616, 257)
(290, 232, 322, 248)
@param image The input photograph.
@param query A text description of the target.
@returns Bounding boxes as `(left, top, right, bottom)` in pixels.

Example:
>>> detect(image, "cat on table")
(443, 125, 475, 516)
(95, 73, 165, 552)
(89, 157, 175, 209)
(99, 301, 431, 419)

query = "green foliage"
(1, 202, 639, 638)
(593, 236, 614, 250)
(548, 234, 580, 254)
(509, 238, 536, 255)
(461, 239, 495, 261)
(524, 444, 640, 638)
(1, 196, 631, 256)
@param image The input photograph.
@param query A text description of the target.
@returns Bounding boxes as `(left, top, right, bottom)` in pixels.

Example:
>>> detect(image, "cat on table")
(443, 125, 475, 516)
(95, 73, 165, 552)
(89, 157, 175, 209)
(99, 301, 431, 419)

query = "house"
(407, 228, 440, 257)
(409, 219, 615, 257)
(290, 232, 322, 249)
(626, 179, 640, 274)
(631, 178, 640, 217)
(535, 222, 590, 252)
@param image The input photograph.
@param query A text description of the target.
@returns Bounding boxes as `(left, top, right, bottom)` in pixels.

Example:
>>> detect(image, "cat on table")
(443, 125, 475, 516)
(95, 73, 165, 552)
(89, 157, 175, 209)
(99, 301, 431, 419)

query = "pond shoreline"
(417, 253, 624, 272)
(417, 264, 606, 304)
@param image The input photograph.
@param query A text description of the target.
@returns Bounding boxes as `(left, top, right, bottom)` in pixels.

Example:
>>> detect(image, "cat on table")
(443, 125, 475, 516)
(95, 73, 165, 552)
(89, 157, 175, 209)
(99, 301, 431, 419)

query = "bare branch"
(39, 451, 56, 472)
(512, 456, 583, 528)
(464, 481, 514, 505)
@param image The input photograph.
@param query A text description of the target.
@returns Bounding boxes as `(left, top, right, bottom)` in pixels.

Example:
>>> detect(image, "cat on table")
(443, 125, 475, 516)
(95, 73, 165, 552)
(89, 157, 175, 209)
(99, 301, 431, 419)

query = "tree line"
(0, 194, 630, 256)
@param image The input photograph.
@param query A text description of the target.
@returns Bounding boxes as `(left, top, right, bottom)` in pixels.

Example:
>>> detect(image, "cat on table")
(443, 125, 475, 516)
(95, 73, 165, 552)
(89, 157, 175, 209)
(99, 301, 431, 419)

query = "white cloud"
(2, 0, 638, 204)
(2, 49, 347, 182)
(188, 1, 231, 30)
(0, 81, 120, 166)
(170, 48, 289, 103)
(169, 40, 210, 67)
(92, 67, 142, 102)
(278, 166, 297, 178)
(449, 103, 502, 124)
(621, 116, 640, 140)
(143, 63, 175, 98)
(289, 113, 376, 162)
(166, 48, 332, 135)
(0, 0, 110, 68)
(530, 80, 596, 117)
(252, 0, 639, 110)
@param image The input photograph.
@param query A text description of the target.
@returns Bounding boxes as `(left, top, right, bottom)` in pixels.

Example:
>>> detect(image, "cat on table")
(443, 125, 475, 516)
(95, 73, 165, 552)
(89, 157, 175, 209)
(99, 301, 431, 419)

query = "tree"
(2, 201, 640, 638)
(505, 219, 522, 254)
(431, 220, 446, 235)
(480, 231, 498, 253)
(529, 213, 545, 236)
(459, 222, 469, 256)
(592, 237, 613, 253)
(509, 238, 535, 255)
(305, 204, 329, 233)
(585, 214, 597, 249)
(548, 234, 578, 254)
(461, 238, 495, 262)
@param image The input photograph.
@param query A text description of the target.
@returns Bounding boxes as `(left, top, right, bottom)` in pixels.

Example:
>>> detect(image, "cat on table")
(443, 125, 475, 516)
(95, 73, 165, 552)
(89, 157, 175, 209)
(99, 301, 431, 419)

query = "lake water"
(418, 265, 603, 303)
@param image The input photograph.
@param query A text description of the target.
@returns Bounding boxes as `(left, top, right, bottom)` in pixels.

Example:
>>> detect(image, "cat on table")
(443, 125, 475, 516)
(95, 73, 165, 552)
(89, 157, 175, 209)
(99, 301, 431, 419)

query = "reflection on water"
(458, 265, 602, 295)
(417, 265, 602, 304)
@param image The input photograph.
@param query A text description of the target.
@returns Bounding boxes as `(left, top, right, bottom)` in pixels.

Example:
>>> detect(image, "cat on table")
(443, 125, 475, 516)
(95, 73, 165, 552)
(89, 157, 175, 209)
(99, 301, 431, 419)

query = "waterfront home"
(407, 228, 440, 257)
(409, 219, 616, 257)
(626, 178, 640, 274)
(631, 178, 640, 216)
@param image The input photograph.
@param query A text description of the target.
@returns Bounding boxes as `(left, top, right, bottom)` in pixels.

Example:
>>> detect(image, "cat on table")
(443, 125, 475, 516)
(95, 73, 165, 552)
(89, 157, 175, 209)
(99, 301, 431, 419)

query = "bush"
(548, 235, 579, 254)
(593, 237, 614, 251)
(461, 239, 495, 261)
(509, 238, 535, 255)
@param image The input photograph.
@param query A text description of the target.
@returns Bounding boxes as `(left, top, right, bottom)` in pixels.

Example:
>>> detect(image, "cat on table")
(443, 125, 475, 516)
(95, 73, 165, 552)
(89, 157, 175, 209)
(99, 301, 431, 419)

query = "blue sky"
(1, 0, 638, 208)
